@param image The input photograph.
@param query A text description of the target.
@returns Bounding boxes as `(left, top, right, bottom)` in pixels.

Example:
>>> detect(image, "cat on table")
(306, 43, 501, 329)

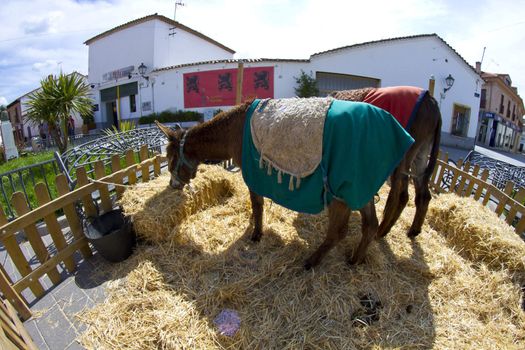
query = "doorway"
(105, 101, 118, 128)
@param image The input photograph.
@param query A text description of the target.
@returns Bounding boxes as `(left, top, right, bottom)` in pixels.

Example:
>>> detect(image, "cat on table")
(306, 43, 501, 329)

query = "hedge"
(139, 110, 204, 124)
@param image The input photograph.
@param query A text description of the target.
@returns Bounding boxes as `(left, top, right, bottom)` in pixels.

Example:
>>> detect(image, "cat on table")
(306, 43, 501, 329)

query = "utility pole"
(174, 1, 185, 21)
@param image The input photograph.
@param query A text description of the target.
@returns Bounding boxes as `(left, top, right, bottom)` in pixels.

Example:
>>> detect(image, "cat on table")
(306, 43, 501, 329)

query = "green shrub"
(139, 110, 203, 125)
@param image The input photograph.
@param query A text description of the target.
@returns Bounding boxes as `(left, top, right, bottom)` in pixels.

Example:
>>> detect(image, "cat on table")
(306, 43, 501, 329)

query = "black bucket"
(84, 209, 136, 263)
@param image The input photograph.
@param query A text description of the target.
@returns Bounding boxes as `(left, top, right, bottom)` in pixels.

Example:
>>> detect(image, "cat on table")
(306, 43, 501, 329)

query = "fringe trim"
(258, 155, 304, 192)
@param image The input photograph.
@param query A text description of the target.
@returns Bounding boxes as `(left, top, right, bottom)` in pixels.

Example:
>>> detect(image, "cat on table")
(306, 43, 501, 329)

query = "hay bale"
(427, 193, 525, 282)
(120, 165, 238, 241)
(78, 169, 525, 349)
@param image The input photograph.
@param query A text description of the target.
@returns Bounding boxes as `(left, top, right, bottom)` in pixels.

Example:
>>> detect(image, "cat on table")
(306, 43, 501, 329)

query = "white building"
(86, 15, 482, 149)
(85, 13, 235, 129)
(6, 72, 88, 143)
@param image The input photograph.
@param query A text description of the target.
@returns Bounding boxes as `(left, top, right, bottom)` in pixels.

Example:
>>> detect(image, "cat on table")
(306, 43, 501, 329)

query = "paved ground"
(6, 143, 523, 349)
(0, 219, 112, 350)
(23, 253, 110, 350)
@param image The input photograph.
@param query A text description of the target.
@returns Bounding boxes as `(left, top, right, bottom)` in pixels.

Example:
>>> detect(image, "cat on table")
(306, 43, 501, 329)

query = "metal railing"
(0, 159, 60, 219)
(465, 151, 525, 191)
(56, 126, 168, 187)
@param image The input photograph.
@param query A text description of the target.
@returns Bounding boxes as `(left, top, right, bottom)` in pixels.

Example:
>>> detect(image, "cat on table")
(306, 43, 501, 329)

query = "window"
(451, 104, 471, 137)
(129, 94, 136, 113)
(507, 101, 511, 118)
(480, 89, 486, 108)
(499, 95, 504, 114)
(512, 105, 516, 121)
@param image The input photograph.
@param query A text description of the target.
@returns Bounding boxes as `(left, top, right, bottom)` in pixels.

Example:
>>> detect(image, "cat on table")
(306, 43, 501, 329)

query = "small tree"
(294, 70, 319, 97)
(26, 73, 93, 153)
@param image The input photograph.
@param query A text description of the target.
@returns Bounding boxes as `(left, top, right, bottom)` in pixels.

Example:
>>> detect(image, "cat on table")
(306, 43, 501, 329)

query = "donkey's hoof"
(407, 229, 420, 239)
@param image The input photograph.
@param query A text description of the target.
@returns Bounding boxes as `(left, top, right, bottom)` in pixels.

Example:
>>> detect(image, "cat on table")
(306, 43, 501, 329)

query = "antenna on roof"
(479, 46, 486, 68)
(174, 1, 185, 21)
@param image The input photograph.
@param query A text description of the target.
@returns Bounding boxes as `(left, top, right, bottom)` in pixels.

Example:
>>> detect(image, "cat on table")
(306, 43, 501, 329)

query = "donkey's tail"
(425, 97, 442, 179)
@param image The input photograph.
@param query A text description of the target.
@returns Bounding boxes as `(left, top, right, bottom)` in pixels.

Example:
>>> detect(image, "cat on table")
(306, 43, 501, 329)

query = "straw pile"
(78, 165, 525, 349)
(427, 193, 525, 282)
(120, 166, 237, 241)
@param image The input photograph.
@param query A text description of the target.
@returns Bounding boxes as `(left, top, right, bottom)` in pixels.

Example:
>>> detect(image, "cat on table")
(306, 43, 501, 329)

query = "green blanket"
(242, 99, 414, 213)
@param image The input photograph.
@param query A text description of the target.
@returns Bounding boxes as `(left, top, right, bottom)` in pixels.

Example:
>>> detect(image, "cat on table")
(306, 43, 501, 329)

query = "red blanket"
(363, 86, 426, 129)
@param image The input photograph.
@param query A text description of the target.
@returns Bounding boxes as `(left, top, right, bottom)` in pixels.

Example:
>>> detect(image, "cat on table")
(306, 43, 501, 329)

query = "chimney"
(475, 61, 481, 73)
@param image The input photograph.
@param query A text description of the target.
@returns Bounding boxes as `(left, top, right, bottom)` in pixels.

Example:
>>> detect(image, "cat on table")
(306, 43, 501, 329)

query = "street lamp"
(443, 74, 455, 93)
(138, 63, 147, 76)
(439, 74, 455, 109)
(128, 63, 149, 81)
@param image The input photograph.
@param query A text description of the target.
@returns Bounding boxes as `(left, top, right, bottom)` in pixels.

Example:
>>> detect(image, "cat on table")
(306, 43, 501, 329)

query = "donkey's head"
(156, 121, 198, 190)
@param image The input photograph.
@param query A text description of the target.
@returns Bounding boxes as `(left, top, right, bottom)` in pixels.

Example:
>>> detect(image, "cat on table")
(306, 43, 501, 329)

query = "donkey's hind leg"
(304, 199, 350, 270)
(377, 165, 410, 239)
(249, 190, 264, 241)
(349, 199, 378, 265)
(407, 145, 433, 238)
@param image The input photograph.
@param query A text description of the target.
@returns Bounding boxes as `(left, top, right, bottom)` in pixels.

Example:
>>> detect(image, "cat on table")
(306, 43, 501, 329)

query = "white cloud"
(0, 0, 524, 104)
(0, 96, 7, 106)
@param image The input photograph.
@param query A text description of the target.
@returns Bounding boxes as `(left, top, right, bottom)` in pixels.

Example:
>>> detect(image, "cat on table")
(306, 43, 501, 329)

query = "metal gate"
(316, 71, 380, 96)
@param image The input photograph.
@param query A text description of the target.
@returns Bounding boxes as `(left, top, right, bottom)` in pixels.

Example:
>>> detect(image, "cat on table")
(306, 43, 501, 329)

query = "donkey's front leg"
(349, 200, 378, 265)
(249, 190, 264, 241)
(304, 199, 350, 270)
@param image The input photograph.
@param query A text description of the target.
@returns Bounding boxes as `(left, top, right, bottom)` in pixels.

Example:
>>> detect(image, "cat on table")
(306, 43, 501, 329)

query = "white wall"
(88, 21, 155, 87)
(153, 21, 233, 69)
(309, 36, 482, 139)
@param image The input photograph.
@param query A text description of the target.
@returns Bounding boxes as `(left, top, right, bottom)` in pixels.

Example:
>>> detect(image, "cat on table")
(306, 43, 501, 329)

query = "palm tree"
(26, 73, 93, 153)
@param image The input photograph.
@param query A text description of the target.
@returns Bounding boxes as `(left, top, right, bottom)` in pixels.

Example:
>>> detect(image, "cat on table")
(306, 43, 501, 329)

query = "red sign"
(183, 66, 274, 108)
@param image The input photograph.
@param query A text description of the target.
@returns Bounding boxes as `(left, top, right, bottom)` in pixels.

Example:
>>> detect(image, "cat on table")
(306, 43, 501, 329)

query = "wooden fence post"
(0, 208, 43, 298)
(12, 192, 62, 286)
(140, 145, 150, 183)
(34, 184, 76, 274)
(76, 167, 97, 217)
(111, 155, 124, 199)
(125, 150, 137, 185)
(94, 161, 112, 213)
(55, 175, 92, 259)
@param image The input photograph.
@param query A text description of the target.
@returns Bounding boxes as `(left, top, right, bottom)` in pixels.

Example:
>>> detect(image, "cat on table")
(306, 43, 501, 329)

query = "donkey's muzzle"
(170, 177, 184, 190)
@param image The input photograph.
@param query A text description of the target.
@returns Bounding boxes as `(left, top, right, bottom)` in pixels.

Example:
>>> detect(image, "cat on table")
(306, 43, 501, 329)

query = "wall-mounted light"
(128, 62, 150, 81)
(443, 74, 455, 93)
(438, 74, 455, 109)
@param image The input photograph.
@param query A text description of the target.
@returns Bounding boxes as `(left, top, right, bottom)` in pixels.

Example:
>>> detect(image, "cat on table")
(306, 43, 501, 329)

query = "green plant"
(25, 72, 93, 153)
(294, 70, 319, 97)
(139, 110, 203, 125)
(102, 120, 136, 138)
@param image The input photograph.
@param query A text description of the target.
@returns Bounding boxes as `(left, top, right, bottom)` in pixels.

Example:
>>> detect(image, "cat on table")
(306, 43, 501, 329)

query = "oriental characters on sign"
(183, 67, 274, 108)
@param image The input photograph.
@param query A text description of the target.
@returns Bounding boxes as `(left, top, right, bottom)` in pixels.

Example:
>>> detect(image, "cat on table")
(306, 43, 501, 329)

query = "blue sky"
(1, 0, 524, 106)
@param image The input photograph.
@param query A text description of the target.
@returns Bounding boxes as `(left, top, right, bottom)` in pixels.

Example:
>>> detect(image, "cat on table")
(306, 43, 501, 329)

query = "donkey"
(330, 87, 442, 239)
(156, 97, 413, 269)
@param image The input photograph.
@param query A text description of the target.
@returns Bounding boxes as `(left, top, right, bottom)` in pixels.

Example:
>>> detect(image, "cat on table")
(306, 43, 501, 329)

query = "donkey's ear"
(155, 120, 177, 140)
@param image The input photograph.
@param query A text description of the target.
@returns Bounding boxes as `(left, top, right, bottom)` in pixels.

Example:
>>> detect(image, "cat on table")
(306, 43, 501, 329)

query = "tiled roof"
(311, 33, 480, 76)
(154, 58, 309, 72)
(84, 13, 235, 54)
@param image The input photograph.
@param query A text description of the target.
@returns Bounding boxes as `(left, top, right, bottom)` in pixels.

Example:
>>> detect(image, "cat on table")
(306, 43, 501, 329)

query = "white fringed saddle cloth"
(250, 97, 333, 190)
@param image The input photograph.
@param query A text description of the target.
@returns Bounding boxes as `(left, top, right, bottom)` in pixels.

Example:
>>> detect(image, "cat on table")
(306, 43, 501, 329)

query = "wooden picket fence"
(430, 152, 525, 235)
(0, 145, 163, 324)
(0, 145, 524, 335)
(0, 298, 36, 350)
